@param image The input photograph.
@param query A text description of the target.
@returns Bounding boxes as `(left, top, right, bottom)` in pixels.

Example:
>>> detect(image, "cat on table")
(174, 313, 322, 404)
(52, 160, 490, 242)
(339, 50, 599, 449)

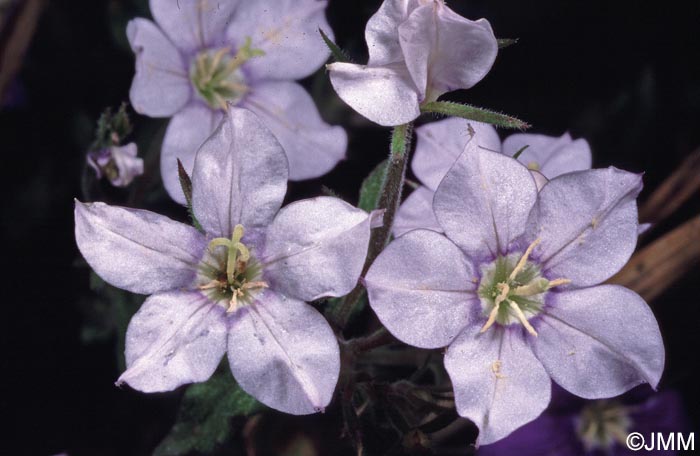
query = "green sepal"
(177, 159, 203, 233)
(91, 102, 133, 150)
(497, 38, 519, 49)
(420, 101, 530, 130)
(153, 371, 265, 456)
(319, 28, 351, 63)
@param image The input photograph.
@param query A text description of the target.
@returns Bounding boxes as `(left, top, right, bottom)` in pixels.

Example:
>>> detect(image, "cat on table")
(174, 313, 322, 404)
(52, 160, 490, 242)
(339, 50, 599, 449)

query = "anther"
(509, 301, 538, 336)
(509, 238, 541, 282)
(480, 305, 500, 334)
(546, 278, 571, 289)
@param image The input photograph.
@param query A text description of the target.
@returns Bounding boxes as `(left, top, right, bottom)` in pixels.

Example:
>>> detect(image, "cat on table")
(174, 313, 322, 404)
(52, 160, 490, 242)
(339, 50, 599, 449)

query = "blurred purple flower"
(394, 119, 592, 236)
(364, 142, 664, 444)
(87, 142, 143, 187)
(478, 386, 688, 455)
(328, 0, 498, 126)
(75, 107, 381, 415)
(128, 0, 347, 204)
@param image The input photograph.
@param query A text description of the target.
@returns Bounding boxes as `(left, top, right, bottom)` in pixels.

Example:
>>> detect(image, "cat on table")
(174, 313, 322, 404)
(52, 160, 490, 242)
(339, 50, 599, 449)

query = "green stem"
(332, 123, 413, 329)
(420, 101, 530, 130)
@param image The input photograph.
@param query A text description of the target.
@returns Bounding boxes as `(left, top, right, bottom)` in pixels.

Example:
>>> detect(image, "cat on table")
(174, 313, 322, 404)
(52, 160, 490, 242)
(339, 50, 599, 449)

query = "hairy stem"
(420, 101, 530, 130)
(333, 123, 413, 329)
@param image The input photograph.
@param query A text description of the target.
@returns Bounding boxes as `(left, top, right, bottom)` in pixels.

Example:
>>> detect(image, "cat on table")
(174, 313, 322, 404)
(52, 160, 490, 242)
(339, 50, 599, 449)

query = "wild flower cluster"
(75, 0, 669, 452)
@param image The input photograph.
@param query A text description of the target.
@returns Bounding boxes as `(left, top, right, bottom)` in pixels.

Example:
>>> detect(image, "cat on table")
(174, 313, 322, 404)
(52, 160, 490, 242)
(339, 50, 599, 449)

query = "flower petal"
(161, 104, 223, 205)
(393, 186, 441, 238)
(412, 118, 501, 191)
(525, 167, 642, 287)
(117, 291, 227, 392)
(150, 0, 238, 53)
(262, 197, 375, 302)
(365, 229, 478, 349)
(445, 327, 551, 445)
(191, 107, 288, 239)
(364, 0, 411, 66)
(74, 201, 205, 294)
(226, 0, 332, 80)
(243, 81, 346, 180)
(532, 285, 664, 399)
(327, 62, 421, 126)
(397, 4, 436, 99)
(420, 6, 497, 99)
(476, 411, 579, 456)
(109, 143, 144, 187)
(127, 18, 190, 117)
(227, 290, 340, 414)
(434, 145, 538, 259)
(502, 133, 592, 178)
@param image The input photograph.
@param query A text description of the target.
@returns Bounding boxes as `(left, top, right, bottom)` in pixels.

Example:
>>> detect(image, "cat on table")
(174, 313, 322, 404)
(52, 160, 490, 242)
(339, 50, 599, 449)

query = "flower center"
(189, 38, 264, 110)
(477, 239, 569, 336)
(197, 224, 268, 313)
(576, 400, 632, 450)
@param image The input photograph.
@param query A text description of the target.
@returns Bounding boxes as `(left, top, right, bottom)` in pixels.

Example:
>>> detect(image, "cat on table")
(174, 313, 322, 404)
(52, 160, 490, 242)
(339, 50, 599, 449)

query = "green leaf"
(497, 38, 519, 49)
(177, 159, 203, 232)
(154, 372, 265, 456)
(319, 28, 351, 63)
(420, 101, 530, 130)
(358, 159, 388, 212)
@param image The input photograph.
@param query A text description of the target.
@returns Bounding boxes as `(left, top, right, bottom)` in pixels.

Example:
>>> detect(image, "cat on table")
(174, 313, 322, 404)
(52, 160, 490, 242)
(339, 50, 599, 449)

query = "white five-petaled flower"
(128, 0, 347, 204)
(75, 107, 382, 415)
(364, 134, 664, 445)
(328, 0, 498, 126)
(394, 118, 592, 236)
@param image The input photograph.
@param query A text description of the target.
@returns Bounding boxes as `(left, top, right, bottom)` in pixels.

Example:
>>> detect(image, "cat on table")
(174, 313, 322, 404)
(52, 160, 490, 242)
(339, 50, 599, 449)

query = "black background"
(1, 0, 699, 454)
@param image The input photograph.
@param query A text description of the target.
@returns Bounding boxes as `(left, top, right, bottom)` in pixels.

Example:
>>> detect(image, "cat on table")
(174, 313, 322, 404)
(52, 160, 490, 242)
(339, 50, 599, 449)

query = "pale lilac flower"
(327, 0, 498, 126)
(364, 141, 664, 444)
(394, 118, 592, 236)
(128, 0, 347, 204)
(87, 142, 144, 187)
(75, 108, 381, 414)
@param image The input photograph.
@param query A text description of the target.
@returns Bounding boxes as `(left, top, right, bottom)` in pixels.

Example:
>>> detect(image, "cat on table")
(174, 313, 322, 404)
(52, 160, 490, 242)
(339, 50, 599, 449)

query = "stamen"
(547, 278, 571, 288)
(227, 290, 240, 313)
(480, 305, 500, 334)
(224, 37, 265, 73)
(198, 279, 225, 290)
(509, 238, 541, 282)
(241, 281, 268, 291)
(494, 282, 510, 305)
(509, 301, 538, 336)
(513, 278, 548, 297)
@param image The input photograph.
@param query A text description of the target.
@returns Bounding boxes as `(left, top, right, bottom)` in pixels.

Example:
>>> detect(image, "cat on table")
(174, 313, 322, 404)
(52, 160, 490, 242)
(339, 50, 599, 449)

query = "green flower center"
(197, 224, 267, 312)
(577, 400, 632, 450)
(478, 239, 569, 336)
(189, 38, 264, 110)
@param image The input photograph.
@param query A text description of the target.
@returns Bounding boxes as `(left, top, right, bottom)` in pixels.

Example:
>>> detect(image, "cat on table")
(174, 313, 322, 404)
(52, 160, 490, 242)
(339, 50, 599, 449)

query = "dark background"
(1, 0, 699, 454)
